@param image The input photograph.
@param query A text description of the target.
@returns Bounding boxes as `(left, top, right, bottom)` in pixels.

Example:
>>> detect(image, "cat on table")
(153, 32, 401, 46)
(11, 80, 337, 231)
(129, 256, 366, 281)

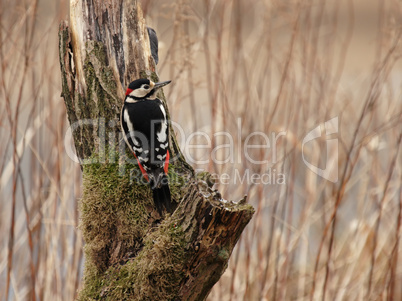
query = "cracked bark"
(59, 1, 254, 300)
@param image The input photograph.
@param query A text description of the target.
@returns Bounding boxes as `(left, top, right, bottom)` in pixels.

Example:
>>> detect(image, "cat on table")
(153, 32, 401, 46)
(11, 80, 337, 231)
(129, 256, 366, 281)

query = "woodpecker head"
(125, 78, 171, 102)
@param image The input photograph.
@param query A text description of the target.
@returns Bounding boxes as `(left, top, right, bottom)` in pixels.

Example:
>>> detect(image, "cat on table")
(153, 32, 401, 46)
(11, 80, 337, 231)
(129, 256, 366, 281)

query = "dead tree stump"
(59, 1, 254, 300)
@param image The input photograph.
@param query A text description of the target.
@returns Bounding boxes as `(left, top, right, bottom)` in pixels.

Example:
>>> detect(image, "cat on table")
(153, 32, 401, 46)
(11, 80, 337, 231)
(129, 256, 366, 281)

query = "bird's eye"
(143, 85, 150, 89)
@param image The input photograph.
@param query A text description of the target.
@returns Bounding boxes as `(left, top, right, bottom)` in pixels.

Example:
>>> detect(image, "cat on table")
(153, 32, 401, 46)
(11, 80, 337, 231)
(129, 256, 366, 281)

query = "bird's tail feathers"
(152, 178, 174, 215)
(148, 167, 167, 188)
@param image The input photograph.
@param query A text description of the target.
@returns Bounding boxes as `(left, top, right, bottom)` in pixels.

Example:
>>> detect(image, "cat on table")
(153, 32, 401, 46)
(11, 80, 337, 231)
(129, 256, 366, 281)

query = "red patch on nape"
(125, 88, 133, 96)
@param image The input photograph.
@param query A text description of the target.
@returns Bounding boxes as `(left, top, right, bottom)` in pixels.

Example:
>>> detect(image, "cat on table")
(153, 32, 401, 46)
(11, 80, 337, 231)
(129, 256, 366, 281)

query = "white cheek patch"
(130, 88, 148, 98)
(157, 104, 168, 143)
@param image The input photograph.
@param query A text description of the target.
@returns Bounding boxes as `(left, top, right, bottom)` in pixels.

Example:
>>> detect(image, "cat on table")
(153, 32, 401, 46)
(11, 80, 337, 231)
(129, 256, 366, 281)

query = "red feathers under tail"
(132, 150, 173, 215)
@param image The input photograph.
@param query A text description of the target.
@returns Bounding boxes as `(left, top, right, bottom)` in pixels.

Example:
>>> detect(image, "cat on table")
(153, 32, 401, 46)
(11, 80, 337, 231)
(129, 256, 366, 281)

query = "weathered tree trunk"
(59, 1, 254, 300)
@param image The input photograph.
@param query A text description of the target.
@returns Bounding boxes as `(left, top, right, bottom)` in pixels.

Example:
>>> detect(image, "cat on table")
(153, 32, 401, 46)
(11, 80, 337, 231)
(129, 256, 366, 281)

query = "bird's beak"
(154, 80, 171, 89)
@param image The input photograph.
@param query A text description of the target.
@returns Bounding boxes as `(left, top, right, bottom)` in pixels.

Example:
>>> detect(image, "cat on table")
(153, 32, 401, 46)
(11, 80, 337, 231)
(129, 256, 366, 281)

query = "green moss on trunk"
(77, 149, 190, 300)
(79, 219, 187, 301)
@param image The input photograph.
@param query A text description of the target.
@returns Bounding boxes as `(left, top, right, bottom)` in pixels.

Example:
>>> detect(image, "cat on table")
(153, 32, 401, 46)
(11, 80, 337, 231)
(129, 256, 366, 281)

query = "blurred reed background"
(0, 0, 401, 300)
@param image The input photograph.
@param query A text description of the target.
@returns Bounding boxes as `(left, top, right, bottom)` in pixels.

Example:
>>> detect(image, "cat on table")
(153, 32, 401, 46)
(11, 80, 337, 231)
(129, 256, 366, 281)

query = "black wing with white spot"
(121, 98, 169, 172)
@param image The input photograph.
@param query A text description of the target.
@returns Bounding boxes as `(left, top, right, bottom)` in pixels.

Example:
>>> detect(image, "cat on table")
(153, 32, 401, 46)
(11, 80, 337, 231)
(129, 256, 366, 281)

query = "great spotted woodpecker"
(121, 78, 173, 215)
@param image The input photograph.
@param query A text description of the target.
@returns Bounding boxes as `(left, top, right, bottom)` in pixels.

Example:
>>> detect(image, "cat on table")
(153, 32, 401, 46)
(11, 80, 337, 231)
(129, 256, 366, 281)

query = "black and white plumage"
(121, 78, 173, 215)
